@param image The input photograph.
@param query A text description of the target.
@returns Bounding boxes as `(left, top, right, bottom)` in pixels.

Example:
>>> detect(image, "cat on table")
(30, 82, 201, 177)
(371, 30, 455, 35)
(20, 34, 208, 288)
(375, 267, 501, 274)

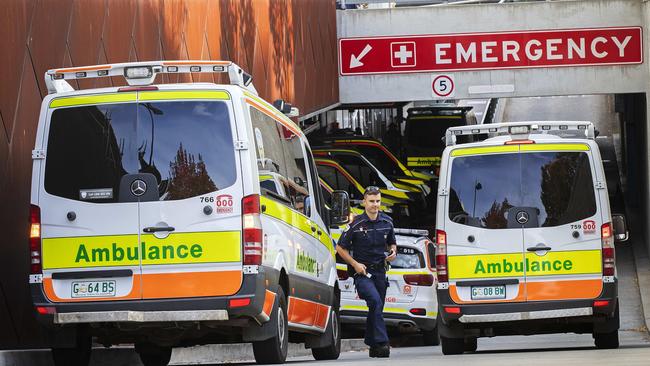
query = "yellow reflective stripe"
(49, 93, 137, 108)
(520, 143, 590, 152)
(42, 231, 241, 269)
(342, 305, 408, 314)
(448, 250, 602, 280)
(392, 182, 419, 192)
(407, 156, 440, 167)
(426, 311, 438, 317)
(336, 263, 347, 270)
(380, 189, 408, 199)
(451, 145, 519, 157)
(139, 90, 230, 101)
(409, 116, 462, 120)
(397, 178, 425, 185)
(409, 171, 432, 180)
(260, 196, 334, 255)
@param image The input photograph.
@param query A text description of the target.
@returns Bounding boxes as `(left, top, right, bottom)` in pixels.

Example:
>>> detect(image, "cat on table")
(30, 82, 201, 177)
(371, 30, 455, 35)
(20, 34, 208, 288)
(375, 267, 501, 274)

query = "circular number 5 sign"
(432, 74, 455, 98)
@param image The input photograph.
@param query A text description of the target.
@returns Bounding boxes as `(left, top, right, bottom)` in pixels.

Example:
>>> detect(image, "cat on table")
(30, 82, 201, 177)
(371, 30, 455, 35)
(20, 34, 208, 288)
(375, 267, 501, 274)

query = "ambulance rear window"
(45, 101, 236, 202)
(448, 151, 597, 228)
(391, 246, 424, 269)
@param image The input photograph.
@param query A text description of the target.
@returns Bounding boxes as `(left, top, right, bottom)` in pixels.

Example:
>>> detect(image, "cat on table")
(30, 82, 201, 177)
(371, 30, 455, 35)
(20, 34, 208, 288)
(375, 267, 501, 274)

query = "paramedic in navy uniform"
(336, 186, 397, 358)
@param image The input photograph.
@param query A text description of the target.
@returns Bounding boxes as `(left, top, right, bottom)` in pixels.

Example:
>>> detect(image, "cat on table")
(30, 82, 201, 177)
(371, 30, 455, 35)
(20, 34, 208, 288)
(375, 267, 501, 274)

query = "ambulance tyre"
(51, 327, 91, 366)
(135, 343, 172, 366)
(253, 287, 289, 364)
(594, 330, 619, 349)
(311, 294, 341, 360)
(421, 326, 440, 346)
(594, 303, 620, 349)
(441, 336, 465, 355)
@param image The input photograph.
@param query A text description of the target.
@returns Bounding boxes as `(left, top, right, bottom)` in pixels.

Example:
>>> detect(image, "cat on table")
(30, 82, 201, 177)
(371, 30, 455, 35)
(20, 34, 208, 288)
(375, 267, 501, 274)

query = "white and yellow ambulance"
(29, 61, 349, 366)
(435, 121, 628, 355)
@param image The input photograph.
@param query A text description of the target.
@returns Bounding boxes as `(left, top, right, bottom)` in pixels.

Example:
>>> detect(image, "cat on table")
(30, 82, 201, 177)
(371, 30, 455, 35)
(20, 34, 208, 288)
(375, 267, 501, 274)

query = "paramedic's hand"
(386, 246, 397, 262)
(353, 262, 367, 276)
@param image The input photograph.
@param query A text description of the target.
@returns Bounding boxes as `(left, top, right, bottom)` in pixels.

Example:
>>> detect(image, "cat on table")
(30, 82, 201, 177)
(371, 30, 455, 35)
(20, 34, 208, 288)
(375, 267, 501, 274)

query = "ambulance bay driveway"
(272, 332, 650, 366)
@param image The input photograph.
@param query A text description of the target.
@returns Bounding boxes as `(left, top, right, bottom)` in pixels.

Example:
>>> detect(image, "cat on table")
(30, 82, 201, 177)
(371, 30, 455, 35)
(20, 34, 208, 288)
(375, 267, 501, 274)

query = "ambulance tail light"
(601, 222, 615, 276)
(403, 274, 434, 287)
(435, 229, 448, 283)
(29, 205, 42, 275)
(243, 195, 263, 266)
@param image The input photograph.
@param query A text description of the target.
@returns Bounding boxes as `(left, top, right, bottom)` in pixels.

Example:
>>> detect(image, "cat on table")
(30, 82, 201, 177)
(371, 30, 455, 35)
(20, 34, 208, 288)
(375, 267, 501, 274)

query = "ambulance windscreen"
(448, 151, 596, 229)
(45, 101, 237, 203)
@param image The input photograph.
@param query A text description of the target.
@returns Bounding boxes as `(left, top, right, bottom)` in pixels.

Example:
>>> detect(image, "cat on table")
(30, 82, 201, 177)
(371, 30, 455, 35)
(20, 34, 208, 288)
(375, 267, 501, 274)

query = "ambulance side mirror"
(330, 190, 350, 225)
(612, 214, 629, 242)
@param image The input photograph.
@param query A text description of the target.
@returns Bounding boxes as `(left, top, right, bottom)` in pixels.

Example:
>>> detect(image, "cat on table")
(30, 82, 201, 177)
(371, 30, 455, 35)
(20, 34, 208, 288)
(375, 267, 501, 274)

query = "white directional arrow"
(349, 44, 373, 69)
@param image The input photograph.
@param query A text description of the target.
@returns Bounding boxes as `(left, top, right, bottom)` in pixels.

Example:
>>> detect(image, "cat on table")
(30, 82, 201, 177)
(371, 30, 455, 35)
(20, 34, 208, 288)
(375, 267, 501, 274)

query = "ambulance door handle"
(143, 226, 175, 233)
(527, 246, 551, 252)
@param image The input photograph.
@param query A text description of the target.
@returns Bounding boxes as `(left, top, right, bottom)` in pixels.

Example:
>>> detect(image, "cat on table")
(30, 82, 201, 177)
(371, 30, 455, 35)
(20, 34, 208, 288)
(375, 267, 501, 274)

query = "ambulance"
(28, 61, 350, 366)
(435, 121, 628, 355)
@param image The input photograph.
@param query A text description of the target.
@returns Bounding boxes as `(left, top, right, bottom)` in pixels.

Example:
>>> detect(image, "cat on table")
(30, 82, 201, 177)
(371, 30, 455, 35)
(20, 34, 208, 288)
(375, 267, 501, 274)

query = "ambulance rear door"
(444, 145, 527, 304)
(135, 91, 244, 300)
(38, 94, 142, 303)
(518, 143, 604, 301)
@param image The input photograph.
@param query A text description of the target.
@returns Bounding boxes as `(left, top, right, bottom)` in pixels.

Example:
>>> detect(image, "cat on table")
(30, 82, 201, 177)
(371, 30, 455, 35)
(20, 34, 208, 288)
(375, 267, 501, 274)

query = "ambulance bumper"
(437, 279, 617, 324)
(54, 310, 229, 324)
(31, 267, 279, 327)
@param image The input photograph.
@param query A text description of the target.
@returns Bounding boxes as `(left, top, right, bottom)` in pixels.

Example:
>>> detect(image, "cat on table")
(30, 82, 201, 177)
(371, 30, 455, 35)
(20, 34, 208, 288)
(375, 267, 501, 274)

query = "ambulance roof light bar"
(394, 228, 430, 237)
(45, 60, 257, 95)
(445, 121, 595, 146)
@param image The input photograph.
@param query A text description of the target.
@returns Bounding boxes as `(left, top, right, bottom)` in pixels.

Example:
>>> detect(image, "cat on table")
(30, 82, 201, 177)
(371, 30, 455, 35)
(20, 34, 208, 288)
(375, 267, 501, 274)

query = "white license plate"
(471, 285, 506, 300)
(71, 280, 116, 298)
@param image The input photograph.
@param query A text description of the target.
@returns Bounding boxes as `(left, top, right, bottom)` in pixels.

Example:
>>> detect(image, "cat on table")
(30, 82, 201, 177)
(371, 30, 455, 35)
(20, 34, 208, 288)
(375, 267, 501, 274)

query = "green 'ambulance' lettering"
(473, 258, 574, 275)
(74, 242, 204, 264)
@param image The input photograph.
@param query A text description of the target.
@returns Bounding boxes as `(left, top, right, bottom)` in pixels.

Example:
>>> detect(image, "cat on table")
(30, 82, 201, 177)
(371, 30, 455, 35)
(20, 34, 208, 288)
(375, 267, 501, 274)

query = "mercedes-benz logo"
(130, 179, 147, 197)
(516, 211, 529, 225)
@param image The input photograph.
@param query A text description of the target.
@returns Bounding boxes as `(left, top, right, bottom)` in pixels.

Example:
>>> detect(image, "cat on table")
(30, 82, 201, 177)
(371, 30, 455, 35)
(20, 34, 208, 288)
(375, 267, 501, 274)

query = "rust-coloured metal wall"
(0, 0, 338, 348)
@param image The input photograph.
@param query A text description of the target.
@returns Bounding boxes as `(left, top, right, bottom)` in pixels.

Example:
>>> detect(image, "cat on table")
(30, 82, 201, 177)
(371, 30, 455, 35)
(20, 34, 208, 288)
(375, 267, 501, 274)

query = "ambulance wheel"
(135, 343, 172, 366)
(594, 303, 620, 349)
(441, 336, 465, 355)
(51, 328, 91, 366)
(464, 337, 477, 352)
(594, 330, 619, 349)
(312, 296, 341, 360)
(422, 326, 440, 346)
(253, 287, 289, 364)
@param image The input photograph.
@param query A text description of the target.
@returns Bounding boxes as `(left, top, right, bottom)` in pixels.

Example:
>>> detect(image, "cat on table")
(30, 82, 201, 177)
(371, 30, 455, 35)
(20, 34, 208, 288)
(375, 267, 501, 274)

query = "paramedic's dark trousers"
(354, 268, 389, 346)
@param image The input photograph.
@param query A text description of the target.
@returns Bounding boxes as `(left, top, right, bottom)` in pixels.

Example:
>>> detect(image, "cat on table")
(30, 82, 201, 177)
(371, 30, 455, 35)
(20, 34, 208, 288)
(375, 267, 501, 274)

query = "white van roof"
(445, 121, 596, 146)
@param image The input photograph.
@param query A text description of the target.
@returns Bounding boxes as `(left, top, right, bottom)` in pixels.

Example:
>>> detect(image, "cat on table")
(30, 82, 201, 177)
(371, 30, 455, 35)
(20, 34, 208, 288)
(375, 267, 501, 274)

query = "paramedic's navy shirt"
(338, 212, 397, 265)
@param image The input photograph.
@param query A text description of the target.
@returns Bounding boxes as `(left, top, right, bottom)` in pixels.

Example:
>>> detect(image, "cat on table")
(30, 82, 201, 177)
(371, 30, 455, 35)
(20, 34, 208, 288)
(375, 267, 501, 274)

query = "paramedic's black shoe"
(369, 344, 390, 358)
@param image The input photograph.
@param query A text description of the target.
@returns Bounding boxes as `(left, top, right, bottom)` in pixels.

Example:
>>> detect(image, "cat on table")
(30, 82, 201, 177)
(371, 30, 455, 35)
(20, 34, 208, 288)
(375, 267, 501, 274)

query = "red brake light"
(444, 306, 461, 314)
(601, 222, 615, 276)
(229, 298, 251, 308)
(504, 139, 535, 145)
(242, 195, 263, 265)
(403, 274, 434, 286)
(29, 205, 42, 275)
(593, 300, 610, 308)
(409, 308, 426, 316)
(36, 306, 55, 315)
(435, 229, 448, 283)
